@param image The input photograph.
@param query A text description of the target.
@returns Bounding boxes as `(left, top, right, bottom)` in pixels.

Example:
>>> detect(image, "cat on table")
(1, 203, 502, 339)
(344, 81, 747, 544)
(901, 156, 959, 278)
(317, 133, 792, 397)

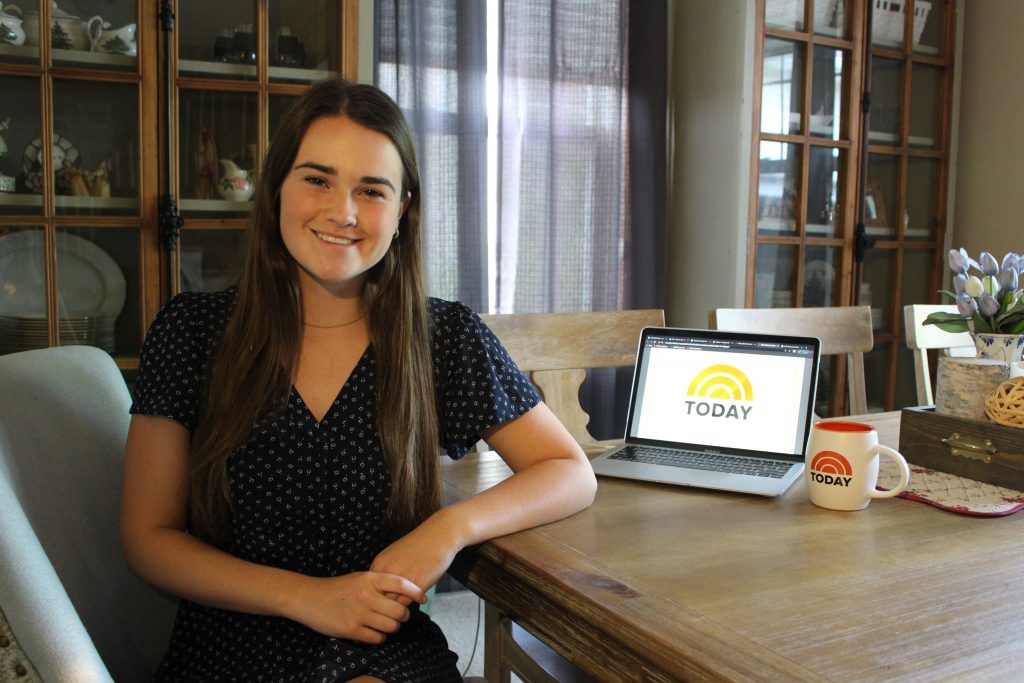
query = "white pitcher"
(87, 17, 136, 56)
(19, 1, 95, 50)
(0, 2, 26, 46)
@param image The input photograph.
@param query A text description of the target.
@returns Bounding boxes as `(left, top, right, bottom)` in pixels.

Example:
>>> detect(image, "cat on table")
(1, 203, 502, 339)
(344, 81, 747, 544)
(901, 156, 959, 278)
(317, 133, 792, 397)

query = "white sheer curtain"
(496, 0, 629, 313)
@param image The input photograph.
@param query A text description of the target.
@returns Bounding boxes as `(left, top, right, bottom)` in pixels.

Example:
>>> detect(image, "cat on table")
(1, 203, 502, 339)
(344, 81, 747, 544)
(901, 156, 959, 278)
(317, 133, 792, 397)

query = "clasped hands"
(288, 513, 460, 644)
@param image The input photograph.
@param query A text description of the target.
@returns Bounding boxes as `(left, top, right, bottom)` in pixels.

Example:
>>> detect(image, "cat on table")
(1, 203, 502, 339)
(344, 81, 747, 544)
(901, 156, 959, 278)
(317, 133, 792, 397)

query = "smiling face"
(279, 115, 408, 299)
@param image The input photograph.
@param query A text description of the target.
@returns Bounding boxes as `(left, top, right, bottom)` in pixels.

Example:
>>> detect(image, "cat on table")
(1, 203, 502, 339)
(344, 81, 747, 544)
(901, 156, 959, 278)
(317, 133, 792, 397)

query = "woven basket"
(985, 377, 1024, 429)
(873, 0, 932, 46)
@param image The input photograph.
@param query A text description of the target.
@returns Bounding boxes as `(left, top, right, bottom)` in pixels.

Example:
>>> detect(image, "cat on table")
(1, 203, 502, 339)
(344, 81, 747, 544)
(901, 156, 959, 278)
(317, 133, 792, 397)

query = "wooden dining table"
(442, 411, 1024, 681)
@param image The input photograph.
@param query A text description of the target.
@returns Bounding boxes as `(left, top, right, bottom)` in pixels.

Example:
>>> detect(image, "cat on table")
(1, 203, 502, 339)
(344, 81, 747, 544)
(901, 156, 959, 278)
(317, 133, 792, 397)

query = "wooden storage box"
(900, 406, 1024, 491)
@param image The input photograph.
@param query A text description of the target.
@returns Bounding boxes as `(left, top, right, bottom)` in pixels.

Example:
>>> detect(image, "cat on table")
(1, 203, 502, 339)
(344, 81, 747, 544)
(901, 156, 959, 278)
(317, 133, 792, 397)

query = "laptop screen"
(626, 329, 819, 457)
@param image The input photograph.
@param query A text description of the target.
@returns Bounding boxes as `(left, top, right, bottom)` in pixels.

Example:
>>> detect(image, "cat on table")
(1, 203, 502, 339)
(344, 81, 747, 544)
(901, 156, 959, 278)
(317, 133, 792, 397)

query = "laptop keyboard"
(609, 445, 793, 479)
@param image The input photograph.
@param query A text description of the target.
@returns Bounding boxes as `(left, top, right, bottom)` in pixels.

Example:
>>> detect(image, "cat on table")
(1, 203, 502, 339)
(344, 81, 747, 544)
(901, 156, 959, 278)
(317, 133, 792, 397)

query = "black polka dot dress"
(130, 290, 541, 682)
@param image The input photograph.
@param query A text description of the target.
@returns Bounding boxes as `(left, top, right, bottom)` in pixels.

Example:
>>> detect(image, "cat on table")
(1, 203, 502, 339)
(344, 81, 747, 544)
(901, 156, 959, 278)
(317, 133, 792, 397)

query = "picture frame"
(864, 181, 889, 228)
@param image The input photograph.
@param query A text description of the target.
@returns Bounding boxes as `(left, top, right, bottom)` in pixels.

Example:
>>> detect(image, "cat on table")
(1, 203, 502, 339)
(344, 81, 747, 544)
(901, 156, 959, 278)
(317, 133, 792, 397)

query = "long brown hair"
(189, 79, 440, 544)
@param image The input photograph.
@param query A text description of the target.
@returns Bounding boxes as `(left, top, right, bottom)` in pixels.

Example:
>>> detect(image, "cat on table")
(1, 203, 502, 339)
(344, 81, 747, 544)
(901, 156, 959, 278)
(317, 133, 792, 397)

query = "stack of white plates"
(0, 315, 116, 353)
(0, 231, 126, 355)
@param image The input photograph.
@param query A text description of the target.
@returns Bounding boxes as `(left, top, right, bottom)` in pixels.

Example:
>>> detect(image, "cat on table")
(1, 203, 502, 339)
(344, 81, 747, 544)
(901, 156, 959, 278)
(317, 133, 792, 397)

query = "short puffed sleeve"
(429, 299, 541, 460)
(130, 290, 233, 432)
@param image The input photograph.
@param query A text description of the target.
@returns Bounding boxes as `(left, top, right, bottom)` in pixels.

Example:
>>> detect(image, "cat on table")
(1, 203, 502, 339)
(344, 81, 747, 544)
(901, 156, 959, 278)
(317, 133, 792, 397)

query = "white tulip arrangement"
(924, 248, 1024, 335)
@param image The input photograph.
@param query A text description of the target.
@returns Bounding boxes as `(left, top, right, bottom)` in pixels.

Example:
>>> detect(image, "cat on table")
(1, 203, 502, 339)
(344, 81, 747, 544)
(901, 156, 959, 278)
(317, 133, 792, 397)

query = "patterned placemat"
(878, 460, 1024, 517)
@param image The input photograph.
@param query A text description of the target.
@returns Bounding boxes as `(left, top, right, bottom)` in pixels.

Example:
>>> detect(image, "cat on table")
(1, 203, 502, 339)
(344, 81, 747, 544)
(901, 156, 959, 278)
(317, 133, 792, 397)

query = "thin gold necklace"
(303, 314, 365, 329)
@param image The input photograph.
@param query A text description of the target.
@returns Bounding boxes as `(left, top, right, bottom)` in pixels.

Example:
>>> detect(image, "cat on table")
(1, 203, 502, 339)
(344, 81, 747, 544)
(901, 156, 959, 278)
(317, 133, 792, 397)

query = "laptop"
(590, 327, 820, 497)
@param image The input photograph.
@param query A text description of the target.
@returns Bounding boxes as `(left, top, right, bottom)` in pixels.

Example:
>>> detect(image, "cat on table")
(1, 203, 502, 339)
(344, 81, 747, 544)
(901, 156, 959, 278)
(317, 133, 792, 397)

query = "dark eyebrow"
(292, 163, 396, 192)
(294, 161, 336, 175)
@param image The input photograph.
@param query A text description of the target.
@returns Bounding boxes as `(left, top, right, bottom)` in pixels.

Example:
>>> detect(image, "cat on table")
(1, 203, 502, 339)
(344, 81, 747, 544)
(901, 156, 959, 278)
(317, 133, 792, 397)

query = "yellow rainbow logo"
(687, 364, 754, 402)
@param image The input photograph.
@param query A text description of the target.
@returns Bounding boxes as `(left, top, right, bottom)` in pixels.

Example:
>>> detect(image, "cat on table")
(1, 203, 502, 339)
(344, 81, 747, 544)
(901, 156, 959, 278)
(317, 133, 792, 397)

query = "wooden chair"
(903, 304, 975, 406)
(709, 306, 873, 415)
(471, 308, 664, 683)
(479, 309, 666, 445)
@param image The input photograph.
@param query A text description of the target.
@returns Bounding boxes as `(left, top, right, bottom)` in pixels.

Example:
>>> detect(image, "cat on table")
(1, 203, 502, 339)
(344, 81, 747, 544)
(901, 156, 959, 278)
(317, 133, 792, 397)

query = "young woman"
(121, 78, 597, 682)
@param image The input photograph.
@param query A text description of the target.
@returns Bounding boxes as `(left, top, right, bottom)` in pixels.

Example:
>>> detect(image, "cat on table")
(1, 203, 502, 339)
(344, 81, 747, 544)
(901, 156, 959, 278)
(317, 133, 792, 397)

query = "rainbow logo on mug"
(810, 450, 853, 487)
(685, 364, 754, 420)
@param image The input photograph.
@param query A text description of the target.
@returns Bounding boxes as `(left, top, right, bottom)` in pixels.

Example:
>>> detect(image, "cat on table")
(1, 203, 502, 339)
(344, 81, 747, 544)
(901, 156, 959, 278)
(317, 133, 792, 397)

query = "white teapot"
(87, 17, 135, 56)
(20, 1, 97, 51)
(0, 2, 26, 46)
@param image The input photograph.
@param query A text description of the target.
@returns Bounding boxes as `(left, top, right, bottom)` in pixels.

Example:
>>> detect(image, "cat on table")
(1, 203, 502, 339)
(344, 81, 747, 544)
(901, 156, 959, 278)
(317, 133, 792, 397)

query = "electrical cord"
(460, 594, 483, 677)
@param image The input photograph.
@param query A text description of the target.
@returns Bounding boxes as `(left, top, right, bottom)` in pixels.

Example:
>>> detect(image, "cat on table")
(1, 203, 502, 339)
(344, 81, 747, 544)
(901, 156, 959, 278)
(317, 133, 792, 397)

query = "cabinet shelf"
(0, 194, 138, 211)
(180, 198, 253, 213)
(178, 59, 333, 83)
(0, 44, 135, 67)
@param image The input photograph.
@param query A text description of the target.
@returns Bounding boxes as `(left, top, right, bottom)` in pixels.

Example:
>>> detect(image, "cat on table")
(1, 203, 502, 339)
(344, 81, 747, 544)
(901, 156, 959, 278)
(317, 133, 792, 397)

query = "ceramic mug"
(806, 421, 910, 511)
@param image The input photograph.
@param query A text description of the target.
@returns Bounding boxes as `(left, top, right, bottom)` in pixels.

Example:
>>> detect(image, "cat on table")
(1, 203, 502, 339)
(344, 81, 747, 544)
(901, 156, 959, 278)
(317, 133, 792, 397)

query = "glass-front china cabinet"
(0, 0, 357, 378)
(752, 0, 956, 414)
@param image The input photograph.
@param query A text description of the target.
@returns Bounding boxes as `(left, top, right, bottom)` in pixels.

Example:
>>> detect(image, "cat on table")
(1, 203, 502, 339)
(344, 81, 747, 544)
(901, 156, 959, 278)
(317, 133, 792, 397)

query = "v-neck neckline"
(292, 345, 372, 425)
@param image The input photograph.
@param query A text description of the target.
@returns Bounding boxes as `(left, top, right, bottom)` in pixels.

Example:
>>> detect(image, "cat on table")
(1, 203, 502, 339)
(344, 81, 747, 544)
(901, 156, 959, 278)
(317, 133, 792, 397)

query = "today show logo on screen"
(684, 364, 754, 420)
(810, 450, 853, 487)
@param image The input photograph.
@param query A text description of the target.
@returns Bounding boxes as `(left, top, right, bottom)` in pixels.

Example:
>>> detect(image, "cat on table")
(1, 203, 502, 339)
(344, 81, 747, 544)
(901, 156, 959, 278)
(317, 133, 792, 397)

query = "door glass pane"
(56, 227, 138, 357)
(758, 141, 801, 235)
(827, 0, 851, 39)
(806, 146, 843, 238)
(0, 75, 42, 215)
(179, 89, 258, 217)
(52, 0, 137, 71)
(864, 344, 892, 412)
(894, 345, 917, 407)
(914, 0, 945, 56)
(909, 63, 942, 149)
(862, 246, 895, 334)
(761, 39, 805, 136)
(178, 0, 257, 80)
(872, 0, 907, 50)
(865, 153, 898, 240)
(53, 79, 139, 216)
(906, 158, 939, 241)
(269, 0, 339, 84)
(269, 93, 300, 135)
(809, 46, 846, 140)
(814, 0, 846, 37)
(765, 0, 804, 32)
(803, 245, 839, 308)
(0, 226, 46, 354)
(754, 243, 797, 309)
(179, 229, 248, 293)
(869, 58, 902, 145)
(900, 248, 933, 317)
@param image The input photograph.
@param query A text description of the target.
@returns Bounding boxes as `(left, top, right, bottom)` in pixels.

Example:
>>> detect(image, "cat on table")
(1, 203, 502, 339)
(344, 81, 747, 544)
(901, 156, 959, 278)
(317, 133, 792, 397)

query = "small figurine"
(89, 159, 110, 198)
(64, 158, 91, 196)
(194, 127, 219, 199)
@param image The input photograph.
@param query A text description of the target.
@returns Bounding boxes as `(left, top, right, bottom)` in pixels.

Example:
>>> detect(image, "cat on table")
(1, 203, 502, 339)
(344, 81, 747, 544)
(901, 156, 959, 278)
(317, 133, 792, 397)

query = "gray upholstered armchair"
(0, 346, 177, 682)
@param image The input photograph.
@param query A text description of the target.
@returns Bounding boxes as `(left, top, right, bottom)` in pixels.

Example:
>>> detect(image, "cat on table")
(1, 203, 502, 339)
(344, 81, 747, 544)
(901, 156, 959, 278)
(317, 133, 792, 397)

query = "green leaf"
(923, 311, 971, 333)
(938, 289, 957, 301)
(974, 317, 994, 334)
(1010, 318, 1024, 335)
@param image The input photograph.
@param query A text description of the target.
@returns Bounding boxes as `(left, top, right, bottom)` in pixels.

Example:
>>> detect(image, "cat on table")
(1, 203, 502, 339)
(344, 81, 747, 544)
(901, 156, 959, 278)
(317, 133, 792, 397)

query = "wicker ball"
(985, 376, 1024, 428)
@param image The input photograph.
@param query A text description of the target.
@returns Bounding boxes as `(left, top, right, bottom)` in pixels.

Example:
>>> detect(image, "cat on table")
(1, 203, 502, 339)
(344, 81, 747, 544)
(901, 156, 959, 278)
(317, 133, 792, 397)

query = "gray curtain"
(376, 0, 666, 439)
(375, 0, 489, 312)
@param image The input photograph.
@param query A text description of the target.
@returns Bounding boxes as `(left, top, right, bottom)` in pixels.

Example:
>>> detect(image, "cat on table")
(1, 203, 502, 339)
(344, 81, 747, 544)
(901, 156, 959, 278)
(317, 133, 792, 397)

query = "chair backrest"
(709, 306, 873, 415)
(479, 309, 665, 443)
(0, 346, 177, 683)
(903, 304, 976, 406)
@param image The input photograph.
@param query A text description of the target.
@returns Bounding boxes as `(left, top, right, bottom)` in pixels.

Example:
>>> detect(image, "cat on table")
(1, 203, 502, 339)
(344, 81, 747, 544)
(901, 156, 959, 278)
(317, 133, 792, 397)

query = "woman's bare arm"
(121, 414, 425, 643)
(370, 402, 596, 589)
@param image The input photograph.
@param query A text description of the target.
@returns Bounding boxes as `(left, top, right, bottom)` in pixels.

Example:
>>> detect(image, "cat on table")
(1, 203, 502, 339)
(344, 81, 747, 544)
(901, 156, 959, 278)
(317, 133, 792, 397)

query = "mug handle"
(869, 445, 910, 498)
